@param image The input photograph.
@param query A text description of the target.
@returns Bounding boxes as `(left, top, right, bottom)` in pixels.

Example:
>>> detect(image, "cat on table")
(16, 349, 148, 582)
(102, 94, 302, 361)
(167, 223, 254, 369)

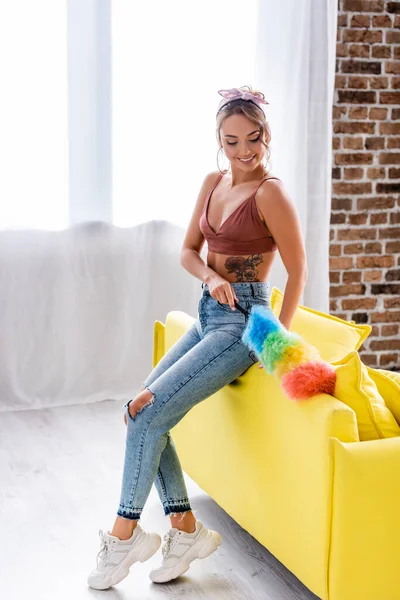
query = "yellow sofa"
(152, 310, 400, 600)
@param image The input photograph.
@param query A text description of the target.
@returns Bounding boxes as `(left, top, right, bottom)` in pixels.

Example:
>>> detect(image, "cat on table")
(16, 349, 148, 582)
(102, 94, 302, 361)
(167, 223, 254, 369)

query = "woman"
(88, 85, 308, 590)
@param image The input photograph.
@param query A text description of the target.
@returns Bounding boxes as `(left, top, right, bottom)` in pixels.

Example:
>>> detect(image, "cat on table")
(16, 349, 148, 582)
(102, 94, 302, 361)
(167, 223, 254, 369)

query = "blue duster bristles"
(241, 305, 281, 354)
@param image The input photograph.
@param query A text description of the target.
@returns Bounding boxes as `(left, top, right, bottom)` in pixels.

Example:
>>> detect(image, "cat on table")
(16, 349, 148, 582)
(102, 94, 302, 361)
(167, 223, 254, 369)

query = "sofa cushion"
(367, 368, 400, 425)
(331, 351, 400, 441)
(270, 287, 371, 363)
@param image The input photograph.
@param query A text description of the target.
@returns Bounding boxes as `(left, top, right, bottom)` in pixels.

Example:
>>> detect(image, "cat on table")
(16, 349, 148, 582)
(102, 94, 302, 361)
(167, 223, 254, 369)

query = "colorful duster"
(240, 305, 336, 401)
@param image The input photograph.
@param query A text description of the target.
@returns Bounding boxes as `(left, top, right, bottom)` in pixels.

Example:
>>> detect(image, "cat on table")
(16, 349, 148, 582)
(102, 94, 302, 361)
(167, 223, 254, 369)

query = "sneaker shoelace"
(97, 529, 115, 568)
(162, 530, 181, 559)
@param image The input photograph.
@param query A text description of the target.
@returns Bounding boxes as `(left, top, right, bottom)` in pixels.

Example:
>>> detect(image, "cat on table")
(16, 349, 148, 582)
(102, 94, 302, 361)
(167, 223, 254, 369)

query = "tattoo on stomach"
(224, 254, 264, 282)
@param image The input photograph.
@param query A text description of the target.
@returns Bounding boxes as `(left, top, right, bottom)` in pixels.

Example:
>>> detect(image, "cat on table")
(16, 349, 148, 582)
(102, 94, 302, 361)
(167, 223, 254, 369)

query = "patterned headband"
(217, 87, 269, 113)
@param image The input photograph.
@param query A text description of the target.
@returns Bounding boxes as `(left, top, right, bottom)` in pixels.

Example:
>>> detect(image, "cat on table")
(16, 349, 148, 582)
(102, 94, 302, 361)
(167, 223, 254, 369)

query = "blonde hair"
(215, 85, 272, 173)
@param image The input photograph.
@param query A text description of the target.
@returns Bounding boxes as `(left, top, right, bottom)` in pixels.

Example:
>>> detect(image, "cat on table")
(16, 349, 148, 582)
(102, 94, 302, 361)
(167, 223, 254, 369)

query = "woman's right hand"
(205, 275, 239, 310)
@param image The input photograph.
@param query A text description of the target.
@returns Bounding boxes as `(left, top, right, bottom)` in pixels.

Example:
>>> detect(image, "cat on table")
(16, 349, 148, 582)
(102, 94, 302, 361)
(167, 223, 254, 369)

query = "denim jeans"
(117, 280, 271, 521)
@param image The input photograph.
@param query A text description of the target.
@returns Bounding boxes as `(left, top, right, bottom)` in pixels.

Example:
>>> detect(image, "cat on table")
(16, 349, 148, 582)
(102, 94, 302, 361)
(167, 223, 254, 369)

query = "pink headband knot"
(217, 87, 269, 111)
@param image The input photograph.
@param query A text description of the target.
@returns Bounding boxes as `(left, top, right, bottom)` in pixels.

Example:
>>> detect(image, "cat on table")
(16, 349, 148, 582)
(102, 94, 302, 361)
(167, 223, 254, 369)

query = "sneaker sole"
(88, 533, 161, 590)
(149, 529, 222, 584)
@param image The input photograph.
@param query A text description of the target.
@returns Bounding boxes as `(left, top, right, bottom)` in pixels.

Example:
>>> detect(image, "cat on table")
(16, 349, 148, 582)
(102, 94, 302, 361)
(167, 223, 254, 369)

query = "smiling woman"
(91, 86, 307, 593)
(181, 85, 308, 325)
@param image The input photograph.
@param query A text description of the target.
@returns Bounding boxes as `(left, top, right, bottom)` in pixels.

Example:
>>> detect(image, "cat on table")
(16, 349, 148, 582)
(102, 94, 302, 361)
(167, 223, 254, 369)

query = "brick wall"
(331, 0, 400, 370)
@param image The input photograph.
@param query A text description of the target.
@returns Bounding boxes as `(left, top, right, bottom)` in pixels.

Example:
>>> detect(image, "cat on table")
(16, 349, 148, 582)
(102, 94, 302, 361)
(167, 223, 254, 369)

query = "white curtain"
(0, 0, 337, 412)
(111, 0, 259, 229)
(0, 223, 201, 411)
(0, 2, 69, 230)
(255, 0, 337, 312)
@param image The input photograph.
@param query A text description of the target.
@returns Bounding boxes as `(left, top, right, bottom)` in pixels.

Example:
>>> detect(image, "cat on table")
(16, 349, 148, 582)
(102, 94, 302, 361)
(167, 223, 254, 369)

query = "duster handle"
(234, 301, 250, 317)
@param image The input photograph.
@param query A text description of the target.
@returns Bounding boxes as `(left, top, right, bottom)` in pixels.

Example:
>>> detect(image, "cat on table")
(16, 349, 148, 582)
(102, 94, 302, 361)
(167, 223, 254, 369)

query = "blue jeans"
(117, 280, 271, 521)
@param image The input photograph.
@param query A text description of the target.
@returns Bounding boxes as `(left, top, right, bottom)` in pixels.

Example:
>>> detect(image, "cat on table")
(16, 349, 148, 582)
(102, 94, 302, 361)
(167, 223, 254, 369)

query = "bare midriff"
(206, 248, 275, 283)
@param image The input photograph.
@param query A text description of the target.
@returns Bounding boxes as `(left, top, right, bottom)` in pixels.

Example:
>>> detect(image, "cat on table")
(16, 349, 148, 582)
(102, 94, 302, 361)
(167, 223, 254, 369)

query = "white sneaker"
(149, 519, 222, 583)
(87, 523, 161, 590)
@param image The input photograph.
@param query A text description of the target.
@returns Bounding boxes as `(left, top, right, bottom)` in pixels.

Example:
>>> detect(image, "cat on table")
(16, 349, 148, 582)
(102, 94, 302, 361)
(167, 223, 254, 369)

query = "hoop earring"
(217, 147, 230, 175)
(262, 154, 270, 174)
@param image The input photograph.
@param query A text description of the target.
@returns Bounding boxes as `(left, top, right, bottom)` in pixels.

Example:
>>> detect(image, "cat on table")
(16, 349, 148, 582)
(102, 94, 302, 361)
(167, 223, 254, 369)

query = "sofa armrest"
(152, 311, 196, 369)
(153, 320, 165, 369)
(244, 378, 359, 598)
(328, 437, 400, 600)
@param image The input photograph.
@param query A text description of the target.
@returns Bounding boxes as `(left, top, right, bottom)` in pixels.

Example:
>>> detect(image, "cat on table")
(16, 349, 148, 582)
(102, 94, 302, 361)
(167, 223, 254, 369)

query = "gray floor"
(0, 399, 320, 600)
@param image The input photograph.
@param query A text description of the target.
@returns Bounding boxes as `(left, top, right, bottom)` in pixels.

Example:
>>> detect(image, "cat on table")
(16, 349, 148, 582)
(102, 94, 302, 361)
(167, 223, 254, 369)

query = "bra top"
(199, 172, 280, 255)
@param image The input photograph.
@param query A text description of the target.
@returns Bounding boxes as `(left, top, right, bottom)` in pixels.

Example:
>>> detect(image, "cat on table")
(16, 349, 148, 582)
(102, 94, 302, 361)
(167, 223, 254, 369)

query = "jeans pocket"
(217, 299, 238, 313)
(198, 294, 209, 311)
(246, 297, 271, 312)
(217, 299, 248, 327)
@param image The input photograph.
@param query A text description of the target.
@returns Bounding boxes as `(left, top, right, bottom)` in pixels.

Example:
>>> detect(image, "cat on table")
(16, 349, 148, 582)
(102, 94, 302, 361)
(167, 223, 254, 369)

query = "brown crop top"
(199, 172, 280, 255)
